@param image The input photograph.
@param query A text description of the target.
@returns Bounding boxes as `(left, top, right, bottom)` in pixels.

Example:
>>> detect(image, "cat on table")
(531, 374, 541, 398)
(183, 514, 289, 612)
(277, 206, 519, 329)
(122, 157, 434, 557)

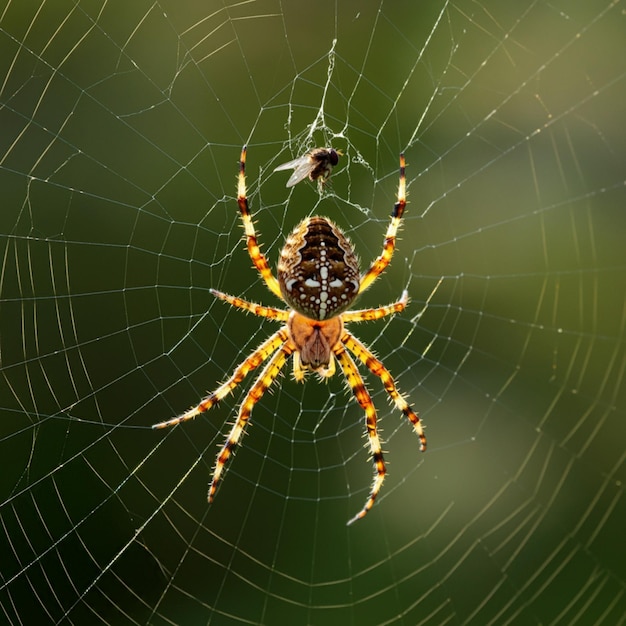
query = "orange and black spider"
(153, 147, 426, 525)
(274, 147, 341, 187)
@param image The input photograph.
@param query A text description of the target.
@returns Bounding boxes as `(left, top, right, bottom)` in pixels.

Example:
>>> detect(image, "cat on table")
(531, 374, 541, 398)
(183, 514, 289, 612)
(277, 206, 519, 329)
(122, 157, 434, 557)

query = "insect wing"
(274, 155, 316, 187)
(273, 156, 304, 172)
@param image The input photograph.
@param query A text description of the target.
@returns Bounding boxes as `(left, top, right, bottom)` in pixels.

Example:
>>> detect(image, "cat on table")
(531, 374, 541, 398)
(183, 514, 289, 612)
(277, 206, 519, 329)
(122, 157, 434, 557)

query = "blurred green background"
(1, 1, 625, 624)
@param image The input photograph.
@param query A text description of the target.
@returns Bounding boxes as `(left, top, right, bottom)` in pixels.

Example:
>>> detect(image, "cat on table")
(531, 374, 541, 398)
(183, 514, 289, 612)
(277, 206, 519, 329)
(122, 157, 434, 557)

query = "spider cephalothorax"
(154, 147, 426, 525)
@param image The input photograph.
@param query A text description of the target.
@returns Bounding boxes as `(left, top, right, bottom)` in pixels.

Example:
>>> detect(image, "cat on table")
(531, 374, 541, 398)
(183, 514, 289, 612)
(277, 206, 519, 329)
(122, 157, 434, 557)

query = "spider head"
(278, 216, 360, 321)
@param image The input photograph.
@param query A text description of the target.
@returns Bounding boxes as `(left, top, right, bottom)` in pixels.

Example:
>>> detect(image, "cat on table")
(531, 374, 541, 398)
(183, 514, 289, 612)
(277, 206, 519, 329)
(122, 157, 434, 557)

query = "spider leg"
(237, 146, 283, 300)
(292, 351, 306, 382)
(334, 343, 387, 525)
(342, 331, 426, 451)
(210, 289, 289, 321)
(359, 154, 406, 294)
(209, 340, 295, 502)
(342, 290, 408, 323)
(152, 328, 289, 429)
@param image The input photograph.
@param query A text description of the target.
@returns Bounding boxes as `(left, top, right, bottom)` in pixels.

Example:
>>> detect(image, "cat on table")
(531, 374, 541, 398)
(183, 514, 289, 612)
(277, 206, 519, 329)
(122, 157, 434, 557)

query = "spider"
(153, 146, 426, 525)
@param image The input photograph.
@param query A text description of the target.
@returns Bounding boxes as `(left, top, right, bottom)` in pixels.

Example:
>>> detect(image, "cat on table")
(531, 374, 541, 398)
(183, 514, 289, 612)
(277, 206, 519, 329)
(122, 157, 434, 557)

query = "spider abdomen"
(278, 216, 360, 320)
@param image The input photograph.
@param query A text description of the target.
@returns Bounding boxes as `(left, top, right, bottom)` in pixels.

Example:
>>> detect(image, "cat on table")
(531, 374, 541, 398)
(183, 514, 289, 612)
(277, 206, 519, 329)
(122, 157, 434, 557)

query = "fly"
(274, 147, 341, 188)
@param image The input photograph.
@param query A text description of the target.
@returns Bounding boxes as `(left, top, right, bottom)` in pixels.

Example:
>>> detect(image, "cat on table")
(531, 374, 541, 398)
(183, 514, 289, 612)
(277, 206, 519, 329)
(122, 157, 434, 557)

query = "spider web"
(1, 1, 625, 624)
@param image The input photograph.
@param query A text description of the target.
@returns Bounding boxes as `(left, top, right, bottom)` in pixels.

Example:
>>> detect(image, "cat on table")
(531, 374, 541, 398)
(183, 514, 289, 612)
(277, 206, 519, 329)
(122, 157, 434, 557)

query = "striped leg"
(342, 290, 408, 323)
(334, 343, 387, 525)
(152, 328, 289, 429)
(210, 289, 289, 321)
(209, 341, 294, 502)
(359, 154, 406, 294)
(237, 146, 283, 300)
(342, 331, 426, 451)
